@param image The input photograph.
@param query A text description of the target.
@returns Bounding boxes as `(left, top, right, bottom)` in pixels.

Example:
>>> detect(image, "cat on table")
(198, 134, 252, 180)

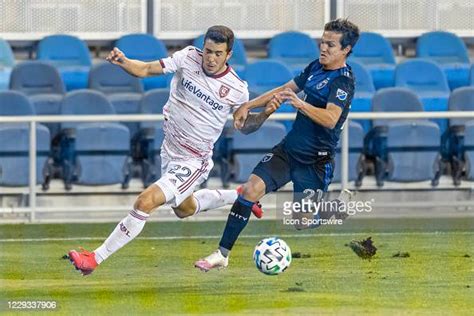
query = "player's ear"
(343, 45, 352, 56)
(225, 50, 233, 63)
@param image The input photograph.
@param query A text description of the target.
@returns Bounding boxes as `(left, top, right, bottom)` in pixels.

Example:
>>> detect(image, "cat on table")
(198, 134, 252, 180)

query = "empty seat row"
(2, 30, 474, 92)
(3, 114, 474, 189)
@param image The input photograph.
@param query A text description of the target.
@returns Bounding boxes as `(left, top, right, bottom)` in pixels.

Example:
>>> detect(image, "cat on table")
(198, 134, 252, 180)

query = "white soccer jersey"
(159, 46, 249, 160)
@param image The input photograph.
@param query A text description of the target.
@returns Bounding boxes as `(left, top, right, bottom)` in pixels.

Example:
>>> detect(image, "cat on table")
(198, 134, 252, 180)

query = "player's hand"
(264, 95, 283, 116)
(277, 88, 306, 110)
(233, 104, 249, 129)
(106, 47, 126, 65)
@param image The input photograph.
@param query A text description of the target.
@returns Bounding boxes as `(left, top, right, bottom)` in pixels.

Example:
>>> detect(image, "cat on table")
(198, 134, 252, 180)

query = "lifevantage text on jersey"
(181, 78, 224, 111)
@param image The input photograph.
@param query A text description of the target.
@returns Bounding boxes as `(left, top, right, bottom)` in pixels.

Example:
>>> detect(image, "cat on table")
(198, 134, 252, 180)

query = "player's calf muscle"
(173, 196, 197, 218)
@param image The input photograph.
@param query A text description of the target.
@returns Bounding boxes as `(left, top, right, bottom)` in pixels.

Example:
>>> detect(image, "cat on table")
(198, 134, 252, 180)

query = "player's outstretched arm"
(106, 47, 164, 78)
(234, 80, 299, 129)
(239, 96, 282, 135)
(278, 88, 342, 129)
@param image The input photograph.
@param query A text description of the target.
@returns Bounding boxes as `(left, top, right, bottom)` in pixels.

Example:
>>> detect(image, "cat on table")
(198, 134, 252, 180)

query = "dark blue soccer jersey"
(283, 59, 355, 164)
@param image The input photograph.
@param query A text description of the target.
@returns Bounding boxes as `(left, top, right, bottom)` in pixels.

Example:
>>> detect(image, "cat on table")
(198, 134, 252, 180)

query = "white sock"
(193, 189, 238, 214)
(94, 209, 149, 264)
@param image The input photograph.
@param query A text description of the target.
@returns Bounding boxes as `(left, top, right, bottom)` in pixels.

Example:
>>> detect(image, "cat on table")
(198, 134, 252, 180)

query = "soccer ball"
(253, 237, 292, 275)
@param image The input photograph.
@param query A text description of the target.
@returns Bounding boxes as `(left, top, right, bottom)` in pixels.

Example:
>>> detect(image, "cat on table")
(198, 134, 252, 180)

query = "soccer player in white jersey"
(67, 25, 274, 276)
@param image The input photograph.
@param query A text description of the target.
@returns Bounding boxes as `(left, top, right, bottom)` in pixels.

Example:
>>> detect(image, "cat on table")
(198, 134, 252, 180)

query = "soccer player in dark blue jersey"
(195, 18, 360, 271)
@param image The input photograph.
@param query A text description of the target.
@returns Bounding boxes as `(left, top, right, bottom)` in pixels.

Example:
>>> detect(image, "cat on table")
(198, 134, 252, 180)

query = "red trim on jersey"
(180, 142, 202, 157)
(159, 59, 165, 68)
(229, 68, 245, 84)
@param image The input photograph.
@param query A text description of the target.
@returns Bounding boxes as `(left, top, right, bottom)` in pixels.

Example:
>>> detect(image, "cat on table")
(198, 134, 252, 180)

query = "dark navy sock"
(218, 196, 253, 253)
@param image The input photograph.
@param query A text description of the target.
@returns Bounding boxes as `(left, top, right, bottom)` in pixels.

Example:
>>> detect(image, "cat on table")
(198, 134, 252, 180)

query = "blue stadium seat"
(349, 60, 375, 132)
(232, 121, 286, 182)
(37, 34, 92, 91)
(139, 123, 165, 187)
(9, 61, 65, 138)
(0, 38, 14, 90)
(470, 64, 474, 85)
(133, 89, 169, 186)
(441, 87, 474, 185)
(0, 90, 36, 116)
(448, 87, 474, 127)
(463, 120, 474, 181)
(350, 32, 396, 89)
(365, 88, 425, 179)
(193, 34, 248, 78)
(116, 33, 171, 90)
(268, 31, 319, 75)
(395, 59, 450, 132)
(416, 31, 470, 90)
(245, 60, 293, 95)
(0, 93, 51, 187)
(381, 120, 441, 185)
(74, 123, 132, 187)
(0, 124, 51, 187)
(58, 90, 118, 189)
(139, 89, 169, 129)
(371, 87, 424, 127)
(60, 90, 115, 129)
(332, 121, 366, 185)
(89, 62, 144, 137)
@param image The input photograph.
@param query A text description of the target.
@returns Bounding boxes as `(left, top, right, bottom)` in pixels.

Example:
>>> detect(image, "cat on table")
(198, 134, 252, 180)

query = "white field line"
(0, 231, 471, 243)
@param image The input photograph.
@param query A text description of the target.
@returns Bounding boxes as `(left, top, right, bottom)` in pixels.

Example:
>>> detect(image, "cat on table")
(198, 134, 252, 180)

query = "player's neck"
(323, 61, 346, 70)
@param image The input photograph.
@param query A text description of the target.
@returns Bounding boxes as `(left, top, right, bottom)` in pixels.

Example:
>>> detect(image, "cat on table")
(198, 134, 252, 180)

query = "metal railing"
(2, 111, 474, 221)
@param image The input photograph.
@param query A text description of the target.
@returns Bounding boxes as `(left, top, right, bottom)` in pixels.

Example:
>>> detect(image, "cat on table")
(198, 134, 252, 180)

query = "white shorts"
(154, 153, 213, 207)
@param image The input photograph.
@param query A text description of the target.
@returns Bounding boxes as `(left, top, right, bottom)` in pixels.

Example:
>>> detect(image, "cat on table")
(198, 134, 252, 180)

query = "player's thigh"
(251, 143, 291, 195)
(155, 157, 213, 210)
(291, 158, 334, 196)
(290, 159, 334, 221)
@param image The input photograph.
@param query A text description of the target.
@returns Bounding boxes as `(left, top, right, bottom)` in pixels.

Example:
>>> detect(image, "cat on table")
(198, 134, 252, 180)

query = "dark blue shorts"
(252, 142, 334, 197)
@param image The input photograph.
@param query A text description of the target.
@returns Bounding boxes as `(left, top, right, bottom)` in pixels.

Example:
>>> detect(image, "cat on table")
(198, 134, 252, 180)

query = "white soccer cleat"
(194, 249, 229, 272)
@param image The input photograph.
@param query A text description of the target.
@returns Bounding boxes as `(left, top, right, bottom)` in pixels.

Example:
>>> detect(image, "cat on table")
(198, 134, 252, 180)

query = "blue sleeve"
(293, 60, 317, 90)
(327, 75, 355, 109)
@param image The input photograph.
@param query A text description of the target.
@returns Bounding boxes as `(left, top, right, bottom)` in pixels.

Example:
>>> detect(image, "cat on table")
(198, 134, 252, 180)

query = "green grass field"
(0, 217, 473, 315)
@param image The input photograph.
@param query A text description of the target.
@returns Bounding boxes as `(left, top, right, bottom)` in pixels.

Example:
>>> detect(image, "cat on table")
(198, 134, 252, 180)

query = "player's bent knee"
(241, 180, 265, 202)
(134, 185, 166, 213)
(134, 195, 154, 214)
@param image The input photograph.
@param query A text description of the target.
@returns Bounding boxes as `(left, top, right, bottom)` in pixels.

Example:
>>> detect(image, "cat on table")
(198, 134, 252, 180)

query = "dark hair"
(204, 25, 234, 52)
(324, 18, 360, 56)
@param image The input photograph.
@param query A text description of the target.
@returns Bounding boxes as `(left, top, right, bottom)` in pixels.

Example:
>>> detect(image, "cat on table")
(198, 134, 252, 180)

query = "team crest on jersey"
(261, 153, 273, 163)
(316, 78, 329, 89)
(219, 85, 230, 98)
(336, 88, 348, 101)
